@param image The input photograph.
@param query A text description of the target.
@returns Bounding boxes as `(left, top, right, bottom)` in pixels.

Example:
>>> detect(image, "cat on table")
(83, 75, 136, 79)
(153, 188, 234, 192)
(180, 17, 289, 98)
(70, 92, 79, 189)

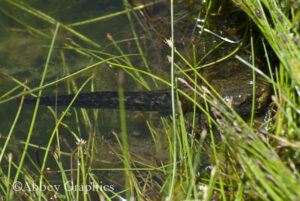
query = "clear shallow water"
(0, 0, 177, 194)
(0, 0, 258, 197)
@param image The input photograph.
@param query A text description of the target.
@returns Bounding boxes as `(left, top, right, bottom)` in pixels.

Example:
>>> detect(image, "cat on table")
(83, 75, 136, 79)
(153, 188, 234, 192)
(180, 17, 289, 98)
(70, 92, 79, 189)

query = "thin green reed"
(38, 76, 93, 201)
(0, 85, 26, 163)
(13, 23, 60, 186)
(168, 0, 177, 199)
(118, 71, 131, 199)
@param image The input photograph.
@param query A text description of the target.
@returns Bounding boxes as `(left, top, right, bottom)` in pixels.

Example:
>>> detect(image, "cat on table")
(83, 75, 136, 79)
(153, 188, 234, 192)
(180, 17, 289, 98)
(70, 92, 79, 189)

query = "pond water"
(0, 0, 182, 196)
(0, 0, 271, 198)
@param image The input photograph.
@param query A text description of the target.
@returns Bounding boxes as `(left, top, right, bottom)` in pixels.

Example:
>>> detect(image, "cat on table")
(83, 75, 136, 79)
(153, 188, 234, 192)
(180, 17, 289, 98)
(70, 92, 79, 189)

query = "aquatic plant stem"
(118, 71, 131, 199)
(5, 0, 100, 48)
(79, 146, 87, 201)
(107, 33, 150, 90)
(68, 1, 157, 27)
(39, 76, 93, 201)
(12, 23, 60, 187)
(6, 153, 13, 201)
(122, 0, 158, 88)
(0, 83, 26, 163)
(233, 0, 300, 89)
(250, 27, 256, 126)
(0, 54, 160, 106)
(169, 0, 177, 199)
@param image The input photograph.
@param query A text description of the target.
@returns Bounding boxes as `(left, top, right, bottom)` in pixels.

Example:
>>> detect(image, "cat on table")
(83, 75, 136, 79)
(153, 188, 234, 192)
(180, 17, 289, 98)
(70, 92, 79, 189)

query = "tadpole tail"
(24, 90, 173, 112)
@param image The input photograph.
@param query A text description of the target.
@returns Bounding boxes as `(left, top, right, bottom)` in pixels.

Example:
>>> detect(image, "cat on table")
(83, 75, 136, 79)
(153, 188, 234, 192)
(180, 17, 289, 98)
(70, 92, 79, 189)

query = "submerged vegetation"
(0, 0, 299, 200)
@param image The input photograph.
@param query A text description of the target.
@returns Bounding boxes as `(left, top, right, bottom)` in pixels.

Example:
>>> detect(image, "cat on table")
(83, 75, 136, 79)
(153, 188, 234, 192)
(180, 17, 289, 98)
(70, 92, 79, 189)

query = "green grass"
(0, 0, 299, 200)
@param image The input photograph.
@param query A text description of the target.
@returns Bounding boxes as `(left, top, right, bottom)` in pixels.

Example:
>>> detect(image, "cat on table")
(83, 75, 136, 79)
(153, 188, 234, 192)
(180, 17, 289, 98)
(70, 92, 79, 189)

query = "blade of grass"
(107, 33, 150, 90)
(68, 1, 157, 27)
(5, 0, 101, 48)
(168, 0, 177, 199)
(6, 153, 13, 201)
(250, 26, 256, 126)
(122, 0, 158, 88)
(13, 22, 60, 185)
(38, 76, 93, 201)
(177, 100, 198, 199)
(0, 83, 26, 163)
(0, 54, 151, 105)
(117, 71, 131, 199)
(233, 0, 300, 89)
(78, 143, 87, 201)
